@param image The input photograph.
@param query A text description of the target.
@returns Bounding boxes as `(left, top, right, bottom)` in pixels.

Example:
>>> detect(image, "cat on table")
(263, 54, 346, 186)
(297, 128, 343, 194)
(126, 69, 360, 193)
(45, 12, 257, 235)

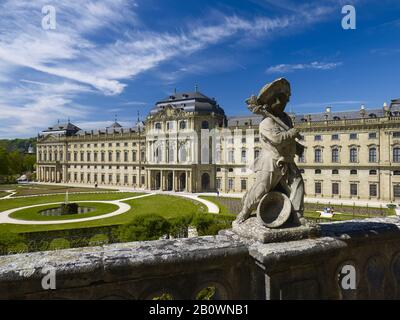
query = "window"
(331, 148, 339, 163)
(315, 182, 322, 194)
(314, 149, 322, 163)
(368, 147, 377, 163)
(216, 179, 221, 190)
(108, 151, 113, 162)
(241, 137, 246, 143)
(394, 185, 400, 198)
(393, 147, 400, 162)
(228, 178, 234, 190)
(254, 149, 260, 159)
(124, 175, 128, 184)
(350, 148, 358, 163)
(179, 121, 187, 130)
(298, 152, 305, 163)
(314, 135, 322, 141)
(241, 150, 246, 163)
(241, 179, 247, 191)
(331, 134, 339, 140)
(350, 183, 358, 196)
(116, 152, 121, 162)
(124, 151, 128, 162)
(315, 169, 321, 174)
(393, 132, 400, 138)
(132, 151, 137, 162)
(369, 184, 378, 197)
(369, 170, 377, 175)
(394, 170, 400, 175)
(201, 121, 209, 129)
(369, 132, 377, 139)
(228, 168, 234, 173)
(228, 150, 234, 163)
(332, 169, 339, 175)
(350, 133, 358, 140)
(332, 183, 339, 195)
(350, 169, 358, 175)
(300, 169, 305, 174)
(155, 122, 161, 130)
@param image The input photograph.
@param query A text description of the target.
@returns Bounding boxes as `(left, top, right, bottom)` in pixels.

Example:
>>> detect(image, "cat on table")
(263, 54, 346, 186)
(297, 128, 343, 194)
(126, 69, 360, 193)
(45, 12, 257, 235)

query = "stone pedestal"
(229, 217, 321, 244)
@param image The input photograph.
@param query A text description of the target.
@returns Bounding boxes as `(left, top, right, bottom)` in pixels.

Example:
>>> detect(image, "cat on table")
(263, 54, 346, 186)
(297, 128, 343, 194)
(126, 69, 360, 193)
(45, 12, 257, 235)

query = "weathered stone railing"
(1, 217, 400, 299)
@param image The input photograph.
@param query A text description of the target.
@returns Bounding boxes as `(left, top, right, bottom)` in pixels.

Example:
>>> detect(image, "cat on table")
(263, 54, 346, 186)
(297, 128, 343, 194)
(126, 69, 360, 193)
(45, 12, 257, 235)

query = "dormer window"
(333, 116, 341, 121)
(182, 94, 189, 98)
(169, 95, 175, 100)
(301, 118, 307, 122)
(369, 113, 377, 118)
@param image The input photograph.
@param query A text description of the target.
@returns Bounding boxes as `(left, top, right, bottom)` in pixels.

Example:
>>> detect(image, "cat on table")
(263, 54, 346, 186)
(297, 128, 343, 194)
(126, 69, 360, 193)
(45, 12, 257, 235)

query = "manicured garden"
(0, 183, 114, 196)
(9, 202, 119, 221)
(0, 189, 236, 255)
(200, 195, 396, 222)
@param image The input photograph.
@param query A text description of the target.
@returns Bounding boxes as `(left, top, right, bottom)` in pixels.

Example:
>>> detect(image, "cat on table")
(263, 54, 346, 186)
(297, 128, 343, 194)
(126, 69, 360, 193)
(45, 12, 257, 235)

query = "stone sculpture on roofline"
(230, 78, 319, 243)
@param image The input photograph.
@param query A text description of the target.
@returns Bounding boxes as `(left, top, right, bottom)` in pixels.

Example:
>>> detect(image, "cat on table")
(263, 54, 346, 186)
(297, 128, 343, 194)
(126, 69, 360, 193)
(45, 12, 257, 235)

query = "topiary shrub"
(387, 204, 397, 209)
(0, 231, 25, 255)
(49, 238, 70, 251)
(89, 234, 109, 246)
(7, 242, 28, 254)
(115, 214, 170, 242)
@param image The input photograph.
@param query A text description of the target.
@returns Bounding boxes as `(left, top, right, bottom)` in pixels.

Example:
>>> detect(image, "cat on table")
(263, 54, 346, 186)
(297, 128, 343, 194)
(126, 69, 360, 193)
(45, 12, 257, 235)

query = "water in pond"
(39, 206, 95, 216)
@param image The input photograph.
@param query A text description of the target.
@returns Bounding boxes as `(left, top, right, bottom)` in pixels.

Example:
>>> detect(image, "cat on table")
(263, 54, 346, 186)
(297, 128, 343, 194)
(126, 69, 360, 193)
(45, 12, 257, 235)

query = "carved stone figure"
(235, 78, 305, 228)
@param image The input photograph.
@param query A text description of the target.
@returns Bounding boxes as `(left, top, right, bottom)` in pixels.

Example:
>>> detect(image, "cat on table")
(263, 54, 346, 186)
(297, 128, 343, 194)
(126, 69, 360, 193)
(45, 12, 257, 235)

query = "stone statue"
(235, 78, 305, 228)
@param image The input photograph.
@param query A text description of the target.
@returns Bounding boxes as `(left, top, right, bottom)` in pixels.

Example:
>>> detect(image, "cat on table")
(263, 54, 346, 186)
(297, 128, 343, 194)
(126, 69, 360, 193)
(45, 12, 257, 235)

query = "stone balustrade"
(1, 217, 400, 299)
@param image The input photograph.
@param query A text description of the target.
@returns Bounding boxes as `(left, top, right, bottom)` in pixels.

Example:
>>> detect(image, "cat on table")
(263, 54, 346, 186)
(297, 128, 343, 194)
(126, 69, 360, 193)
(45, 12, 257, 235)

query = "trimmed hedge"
(0, 212, 236, 255)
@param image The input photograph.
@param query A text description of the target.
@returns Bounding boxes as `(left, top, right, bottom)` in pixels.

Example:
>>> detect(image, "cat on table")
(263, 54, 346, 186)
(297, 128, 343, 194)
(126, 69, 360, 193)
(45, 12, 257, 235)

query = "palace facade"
(36, 92, 400, 202)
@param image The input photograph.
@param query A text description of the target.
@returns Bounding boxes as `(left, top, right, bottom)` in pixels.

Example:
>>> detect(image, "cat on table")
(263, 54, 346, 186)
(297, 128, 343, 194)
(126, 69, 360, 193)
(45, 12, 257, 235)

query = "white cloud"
(0, 1, 340, 137)
(266, 61, 342, 74)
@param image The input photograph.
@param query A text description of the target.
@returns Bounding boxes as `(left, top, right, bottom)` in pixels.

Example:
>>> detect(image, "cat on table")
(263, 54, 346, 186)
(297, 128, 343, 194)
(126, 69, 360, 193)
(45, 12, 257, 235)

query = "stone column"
(172, 170, 176, 191)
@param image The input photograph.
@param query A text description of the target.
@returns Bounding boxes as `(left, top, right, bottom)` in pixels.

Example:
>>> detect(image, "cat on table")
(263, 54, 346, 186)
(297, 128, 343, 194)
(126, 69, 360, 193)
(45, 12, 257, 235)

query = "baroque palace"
(36, 91, 400, 202)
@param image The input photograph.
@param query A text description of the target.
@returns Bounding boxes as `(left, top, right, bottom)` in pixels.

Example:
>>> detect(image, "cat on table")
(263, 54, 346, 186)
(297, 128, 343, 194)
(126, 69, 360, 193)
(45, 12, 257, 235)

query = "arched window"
(369, 147, 377, 163)
(332, 169, 339, 175)
(254, 149, 260, 159)
(179, 144, 187, 162)
(349, 148, 358, 163)
(369, 170, 377, 175)
(393, 147, 400, 162)
(168, 146, 175, 163)
(201, 121, 209, 129)
(314, 149, 322, 163)
(350, 169, 358, 175)
(155, 146, 162, 163)
(331, 148, 339, 163)
(241, 150, 246, 163)
(179, 121, 187, 130)
(155, 122, 161, 130)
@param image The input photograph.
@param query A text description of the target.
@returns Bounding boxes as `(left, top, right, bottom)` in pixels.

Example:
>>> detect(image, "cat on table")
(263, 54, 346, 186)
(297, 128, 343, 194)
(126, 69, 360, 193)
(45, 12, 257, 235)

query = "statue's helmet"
(257, 78, 291, 106)
(246, 78, 291, 115)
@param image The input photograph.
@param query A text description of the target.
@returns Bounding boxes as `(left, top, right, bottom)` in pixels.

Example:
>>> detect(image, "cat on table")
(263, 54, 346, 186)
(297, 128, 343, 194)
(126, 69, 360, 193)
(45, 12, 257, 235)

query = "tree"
(0, 147, 9, 175)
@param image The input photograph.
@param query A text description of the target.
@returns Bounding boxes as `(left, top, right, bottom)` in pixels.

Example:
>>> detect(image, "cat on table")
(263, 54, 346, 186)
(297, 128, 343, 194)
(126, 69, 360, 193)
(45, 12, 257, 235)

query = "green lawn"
(9, 202, 119, 221)
(0, 184, 115, 196)
(0, 191, 9, 198)
(0, 194, 207, 234)
(199, 196, 240, 215)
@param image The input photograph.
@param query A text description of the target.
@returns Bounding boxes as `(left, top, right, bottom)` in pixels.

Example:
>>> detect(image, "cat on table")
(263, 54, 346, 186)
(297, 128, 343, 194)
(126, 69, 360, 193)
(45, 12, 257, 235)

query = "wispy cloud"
(0, 0, 341, 137)
(266, 61, 342, 74)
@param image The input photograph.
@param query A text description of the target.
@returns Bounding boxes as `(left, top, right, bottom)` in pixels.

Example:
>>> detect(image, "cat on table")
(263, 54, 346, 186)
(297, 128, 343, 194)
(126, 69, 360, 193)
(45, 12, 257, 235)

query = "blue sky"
(0, 0, 400, 138)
